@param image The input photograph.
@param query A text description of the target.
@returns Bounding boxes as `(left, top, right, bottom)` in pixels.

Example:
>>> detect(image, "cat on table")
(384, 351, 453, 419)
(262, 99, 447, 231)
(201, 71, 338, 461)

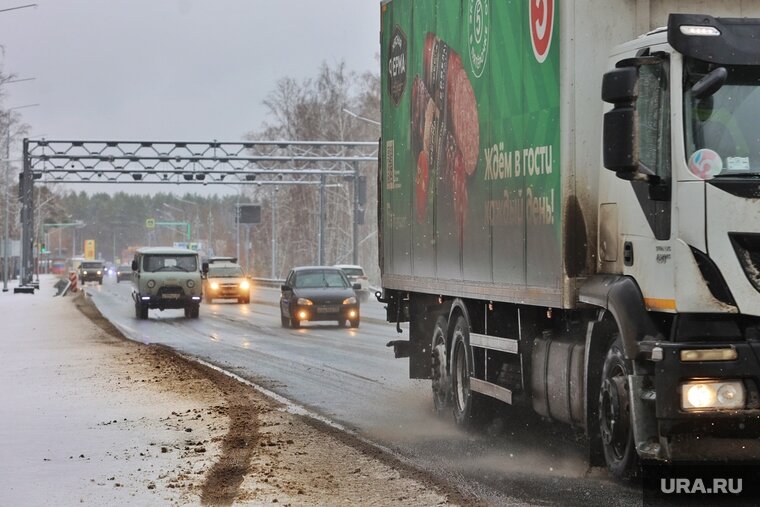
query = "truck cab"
(131, 247, 204, 319)
(595, 14, 760, 467)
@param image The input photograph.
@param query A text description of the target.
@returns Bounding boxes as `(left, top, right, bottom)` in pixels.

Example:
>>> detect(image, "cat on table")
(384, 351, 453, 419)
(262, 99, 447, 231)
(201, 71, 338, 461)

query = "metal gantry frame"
(18, 139, 377, 286)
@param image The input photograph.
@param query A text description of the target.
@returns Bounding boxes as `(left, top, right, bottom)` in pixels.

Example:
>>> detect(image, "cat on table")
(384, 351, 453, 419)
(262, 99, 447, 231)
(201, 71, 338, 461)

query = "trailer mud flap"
(386, 340, 411, 358)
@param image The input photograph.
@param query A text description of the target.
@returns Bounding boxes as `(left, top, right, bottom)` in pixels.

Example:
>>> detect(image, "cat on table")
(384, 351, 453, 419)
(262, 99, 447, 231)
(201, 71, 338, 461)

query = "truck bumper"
(652, 341, 760, 461)
(136, 293, 202, 310)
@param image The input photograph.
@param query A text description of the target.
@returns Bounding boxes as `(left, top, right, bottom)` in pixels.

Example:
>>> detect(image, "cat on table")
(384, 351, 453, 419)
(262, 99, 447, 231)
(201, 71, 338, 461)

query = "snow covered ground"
(0, 276, 225, 505)
(0, 276, 458, 506)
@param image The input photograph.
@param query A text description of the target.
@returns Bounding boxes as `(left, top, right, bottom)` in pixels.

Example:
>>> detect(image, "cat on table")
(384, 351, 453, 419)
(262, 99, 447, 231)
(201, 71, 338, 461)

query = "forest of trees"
(1, 61, 381, 282)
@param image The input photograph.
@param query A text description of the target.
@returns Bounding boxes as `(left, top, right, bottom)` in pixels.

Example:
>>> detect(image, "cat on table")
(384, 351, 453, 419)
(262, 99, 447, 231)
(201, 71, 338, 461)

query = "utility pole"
(2, 117, 9, 292)
(319, 174, 326, 265)
(244, 225, 250, 273)
(271, 185, 277, 279)
(353, 163, 359, 265)
(234, 190, 241, 263)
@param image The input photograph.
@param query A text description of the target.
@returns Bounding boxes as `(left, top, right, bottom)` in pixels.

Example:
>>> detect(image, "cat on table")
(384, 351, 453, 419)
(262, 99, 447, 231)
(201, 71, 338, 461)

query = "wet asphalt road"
(85, 276, 641, 506)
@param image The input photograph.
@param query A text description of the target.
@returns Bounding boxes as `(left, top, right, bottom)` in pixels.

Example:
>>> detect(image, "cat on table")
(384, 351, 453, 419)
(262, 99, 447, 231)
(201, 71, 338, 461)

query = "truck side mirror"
(602, 67, 638, 174)
(602, 65, 661, 184)
(281, 284, 291, 292)
(202, 262, 209, 274)
(131, 260, 138, 271)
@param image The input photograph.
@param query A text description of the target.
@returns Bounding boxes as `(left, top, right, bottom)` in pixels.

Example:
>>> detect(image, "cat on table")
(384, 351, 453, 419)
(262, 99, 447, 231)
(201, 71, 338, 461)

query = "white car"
(334, 264, 370, 301)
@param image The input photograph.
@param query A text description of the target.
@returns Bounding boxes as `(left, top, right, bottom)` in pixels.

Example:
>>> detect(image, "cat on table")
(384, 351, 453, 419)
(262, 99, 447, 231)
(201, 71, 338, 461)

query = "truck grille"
(730, 233, 760, 292)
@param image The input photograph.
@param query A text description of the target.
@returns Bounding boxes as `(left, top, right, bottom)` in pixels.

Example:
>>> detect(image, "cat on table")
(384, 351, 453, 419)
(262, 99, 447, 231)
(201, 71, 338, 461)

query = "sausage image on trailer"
(379, 0, 760, 478)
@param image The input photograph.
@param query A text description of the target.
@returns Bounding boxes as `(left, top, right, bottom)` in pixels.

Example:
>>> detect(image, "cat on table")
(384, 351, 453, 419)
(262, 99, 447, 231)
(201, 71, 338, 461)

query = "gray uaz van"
(131, 247, 205, 319)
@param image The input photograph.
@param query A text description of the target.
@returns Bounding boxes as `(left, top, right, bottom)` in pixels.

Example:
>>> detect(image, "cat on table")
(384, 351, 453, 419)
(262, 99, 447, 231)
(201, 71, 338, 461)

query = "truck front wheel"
(599, 336, 639, 479)
(184, 303, 200, 319)
(135, 300, 148, 320)
(431, 316, 450, 415)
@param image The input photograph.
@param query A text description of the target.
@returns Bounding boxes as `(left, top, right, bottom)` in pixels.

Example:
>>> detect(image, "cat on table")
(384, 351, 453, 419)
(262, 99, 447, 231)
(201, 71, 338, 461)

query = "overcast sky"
(0, 0, 379, 141)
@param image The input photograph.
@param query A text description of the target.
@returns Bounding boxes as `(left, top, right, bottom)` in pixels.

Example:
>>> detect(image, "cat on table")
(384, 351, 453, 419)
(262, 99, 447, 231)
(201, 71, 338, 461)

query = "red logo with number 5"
(530, 0, 554, 63)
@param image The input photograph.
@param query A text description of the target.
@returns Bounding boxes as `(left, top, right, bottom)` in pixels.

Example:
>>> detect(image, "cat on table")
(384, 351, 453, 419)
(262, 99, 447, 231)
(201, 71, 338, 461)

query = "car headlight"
(296, 298, 313, 305)
(210, 282, 219, 290)
(240, 280, 250, 290)
(147, 279, 156, 289)
(97, 270, 102, 275)
(83, 271, 88, 275)
(186, 279, 195, 288)
(343, 296, 357, 305)
(681, 380, 745, 411)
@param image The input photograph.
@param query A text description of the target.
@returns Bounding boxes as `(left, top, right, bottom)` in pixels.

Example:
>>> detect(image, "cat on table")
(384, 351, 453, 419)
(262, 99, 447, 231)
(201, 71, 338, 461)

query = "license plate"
(162, 293, 180, 299)
(316, 305, 339, 313)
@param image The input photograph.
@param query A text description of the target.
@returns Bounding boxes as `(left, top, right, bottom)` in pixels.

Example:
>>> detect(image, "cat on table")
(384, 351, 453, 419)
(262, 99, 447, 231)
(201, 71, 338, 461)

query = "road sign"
(145, 218, 155, 229)
(236, 204, 261, 224)
(84, 240, 96, 260)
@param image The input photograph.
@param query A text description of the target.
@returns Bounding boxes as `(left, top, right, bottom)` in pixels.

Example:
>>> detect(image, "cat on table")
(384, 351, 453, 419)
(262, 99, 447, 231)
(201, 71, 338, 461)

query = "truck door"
(622, 56, 675, 309)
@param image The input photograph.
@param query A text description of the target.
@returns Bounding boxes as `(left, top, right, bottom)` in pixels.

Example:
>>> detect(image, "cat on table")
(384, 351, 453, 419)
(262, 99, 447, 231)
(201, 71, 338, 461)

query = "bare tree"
(246, 61, 380, 282)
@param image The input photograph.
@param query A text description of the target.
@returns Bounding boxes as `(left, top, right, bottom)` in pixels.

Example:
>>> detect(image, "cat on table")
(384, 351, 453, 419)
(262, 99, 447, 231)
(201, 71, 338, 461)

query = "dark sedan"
(280, 267, 360, 328)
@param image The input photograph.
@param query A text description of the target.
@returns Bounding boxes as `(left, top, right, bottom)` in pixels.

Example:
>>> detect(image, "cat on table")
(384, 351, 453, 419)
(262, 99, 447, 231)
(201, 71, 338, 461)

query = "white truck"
(379, 0, 760, 477)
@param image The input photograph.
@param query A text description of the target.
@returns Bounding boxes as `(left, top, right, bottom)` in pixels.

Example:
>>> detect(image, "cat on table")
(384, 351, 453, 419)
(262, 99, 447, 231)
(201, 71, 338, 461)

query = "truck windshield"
(143, 254, 197, 273)
(684, 59, 760, 178)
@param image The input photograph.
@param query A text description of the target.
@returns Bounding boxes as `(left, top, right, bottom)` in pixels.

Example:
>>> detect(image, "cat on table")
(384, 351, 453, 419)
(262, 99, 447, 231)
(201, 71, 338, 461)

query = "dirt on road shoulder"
(73, 292, 468, 506)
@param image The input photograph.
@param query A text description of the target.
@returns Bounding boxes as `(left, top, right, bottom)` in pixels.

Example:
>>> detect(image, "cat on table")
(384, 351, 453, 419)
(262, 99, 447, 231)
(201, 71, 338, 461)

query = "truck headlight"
(147, 279, 156, 289)
(186, 279, 195, 288)
(297, 298, 313, 305)
(210, 282, 219, 290)
(343, 296, 357, 305)
(96, 270, 102, 275)
(681, 381, 745, 411)
(240, 280, 250, 290)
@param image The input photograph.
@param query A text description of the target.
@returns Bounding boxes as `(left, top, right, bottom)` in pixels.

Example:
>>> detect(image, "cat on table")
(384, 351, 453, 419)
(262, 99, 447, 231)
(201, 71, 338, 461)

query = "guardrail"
(251, 277, 285, 288)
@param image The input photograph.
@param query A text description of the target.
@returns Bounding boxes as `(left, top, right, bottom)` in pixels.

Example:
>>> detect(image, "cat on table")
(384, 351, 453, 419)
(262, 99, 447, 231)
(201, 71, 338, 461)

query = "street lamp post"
(3, 103, 39, 289)
(2, 98, 38, 291)
(271, 186, 278, 279)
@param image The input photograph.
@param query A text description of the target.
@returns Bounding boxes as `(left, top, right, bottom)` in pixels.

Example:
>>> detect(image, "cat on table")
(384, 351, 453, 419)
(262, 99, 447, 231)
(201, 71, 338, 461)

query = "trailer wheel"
(431, 316, 451, 415)
(450, 314, 483, 428)
(599, 335, 639, 479)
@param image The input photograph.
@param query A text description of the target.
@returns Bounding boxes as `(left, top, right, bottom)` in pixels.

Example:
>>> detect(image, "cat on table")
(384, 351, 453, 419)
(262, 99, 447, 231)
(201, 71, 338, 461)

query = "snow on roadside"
(0, 277, 224, 505)
(0, 276, 459, 506)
